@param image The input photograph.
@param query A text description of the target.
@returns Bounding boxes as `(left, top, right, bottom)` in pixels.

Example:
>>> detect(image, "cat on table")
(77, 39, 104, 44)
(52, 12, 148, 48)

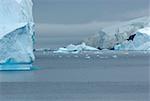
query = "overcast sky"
(33, 0, 149, 24)
(32, 0, 150, 49)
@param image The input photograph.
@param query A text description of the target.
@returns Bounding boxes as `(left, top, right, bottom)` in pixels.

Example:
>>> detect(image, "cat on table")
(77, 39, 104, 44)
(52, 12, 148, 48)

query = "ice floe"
(54, 43, 99, 54)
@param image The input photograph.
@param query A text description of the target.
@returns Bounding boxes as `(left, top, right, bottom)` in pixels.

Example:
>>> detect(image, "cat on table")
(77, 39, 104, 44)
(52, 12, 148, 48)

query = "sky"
(32, 0, 150, 49)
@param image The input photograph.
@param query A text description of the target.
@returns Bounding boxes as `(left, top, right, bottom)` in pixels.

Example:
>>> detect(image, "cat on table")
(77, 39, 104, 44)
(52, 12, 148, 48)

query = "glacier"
(114, 27, 150, 51)
(84, 17, 150, 49)
(54, 43, 99, 54)
(0, 0, 34, 70)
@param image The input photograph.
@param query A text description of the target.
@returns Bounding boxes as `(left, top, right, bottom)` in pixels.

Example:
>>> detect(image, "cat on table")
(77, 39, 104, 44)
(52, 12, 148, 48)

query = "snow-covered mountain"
(0, 0, 34, 64)
(84, 17, 150, 50)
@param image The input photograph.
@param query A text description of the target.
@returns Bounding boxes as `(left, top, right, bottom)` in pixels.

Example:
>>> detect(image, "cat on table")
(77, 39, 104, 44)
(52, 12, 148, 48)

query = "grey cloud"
(35, 21, 121, 37)
(33, 0, 149, 24)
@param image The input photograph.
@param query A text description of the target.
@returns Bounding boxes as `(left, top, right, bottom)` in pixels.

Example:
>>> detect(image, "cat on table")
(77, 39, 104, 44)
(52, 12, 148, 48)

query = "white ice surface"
(138, 27, 150, 36)
(16, 0, 22, 3)
(54, 43, 99, 54)
(0, 23, 27, 39)
(115, 27, 150, 51)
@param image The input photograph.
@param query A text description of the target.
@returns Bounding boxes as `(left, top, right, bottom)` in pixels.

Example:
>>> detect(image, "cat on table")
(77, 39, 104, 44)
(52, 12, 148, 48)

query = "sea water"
(0, 51, 149, 101)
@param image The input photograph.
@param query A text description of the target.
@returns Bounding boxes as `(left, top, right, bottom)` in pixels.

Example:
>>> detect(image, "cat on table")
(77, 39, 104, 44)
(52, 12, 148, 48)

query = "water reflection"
(0, 64, 32, 71)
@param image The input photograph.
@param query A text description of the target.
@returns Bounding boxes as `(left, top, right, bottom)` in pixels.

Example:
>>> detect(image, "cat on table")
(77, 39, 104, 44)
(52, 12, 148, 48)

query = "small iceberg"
(54, 43, 99, 54)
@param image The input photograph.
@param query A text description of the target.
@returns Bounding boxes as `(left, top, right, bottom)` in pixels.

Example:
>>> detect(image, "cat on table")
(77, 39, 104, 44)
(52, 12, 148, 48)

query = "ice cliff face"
(0, 0, 34, 64)
(84, 17, 150, 50)
(115, 27, 150, 51)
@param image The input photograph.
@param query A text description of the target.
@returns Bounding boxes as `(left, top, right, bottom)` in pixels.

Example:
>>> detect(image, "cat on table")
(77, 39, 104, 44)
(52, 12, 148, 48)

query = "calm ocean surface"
(0, 51, 150, 101)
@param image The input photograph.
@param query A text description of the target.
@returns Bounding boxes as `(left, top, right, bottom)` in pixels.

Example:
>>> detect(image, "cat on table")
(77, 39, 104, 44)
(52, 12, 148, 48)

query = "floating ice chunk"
(54, 43, 99, 54)
(112, 55, 117, 58)
(85, 56, 91, 59)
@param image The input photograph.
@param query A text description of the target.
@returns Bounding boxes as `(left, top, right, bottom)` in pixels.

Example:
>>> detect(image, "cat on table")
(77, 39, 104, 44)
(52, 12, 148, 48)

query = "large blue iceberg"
(0, 0, 34, 70)
(115, 27, 150, 51)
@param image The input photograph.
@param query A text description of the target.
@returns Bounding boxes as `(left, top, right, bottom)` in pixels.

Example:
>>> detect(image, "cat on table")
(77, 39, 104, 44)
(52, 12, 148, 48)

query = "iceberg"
(114, 27, 150, 51)
(54, 43, 99, 54)
(0, 0, 34, 70)
(84, 17, 150, 49)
